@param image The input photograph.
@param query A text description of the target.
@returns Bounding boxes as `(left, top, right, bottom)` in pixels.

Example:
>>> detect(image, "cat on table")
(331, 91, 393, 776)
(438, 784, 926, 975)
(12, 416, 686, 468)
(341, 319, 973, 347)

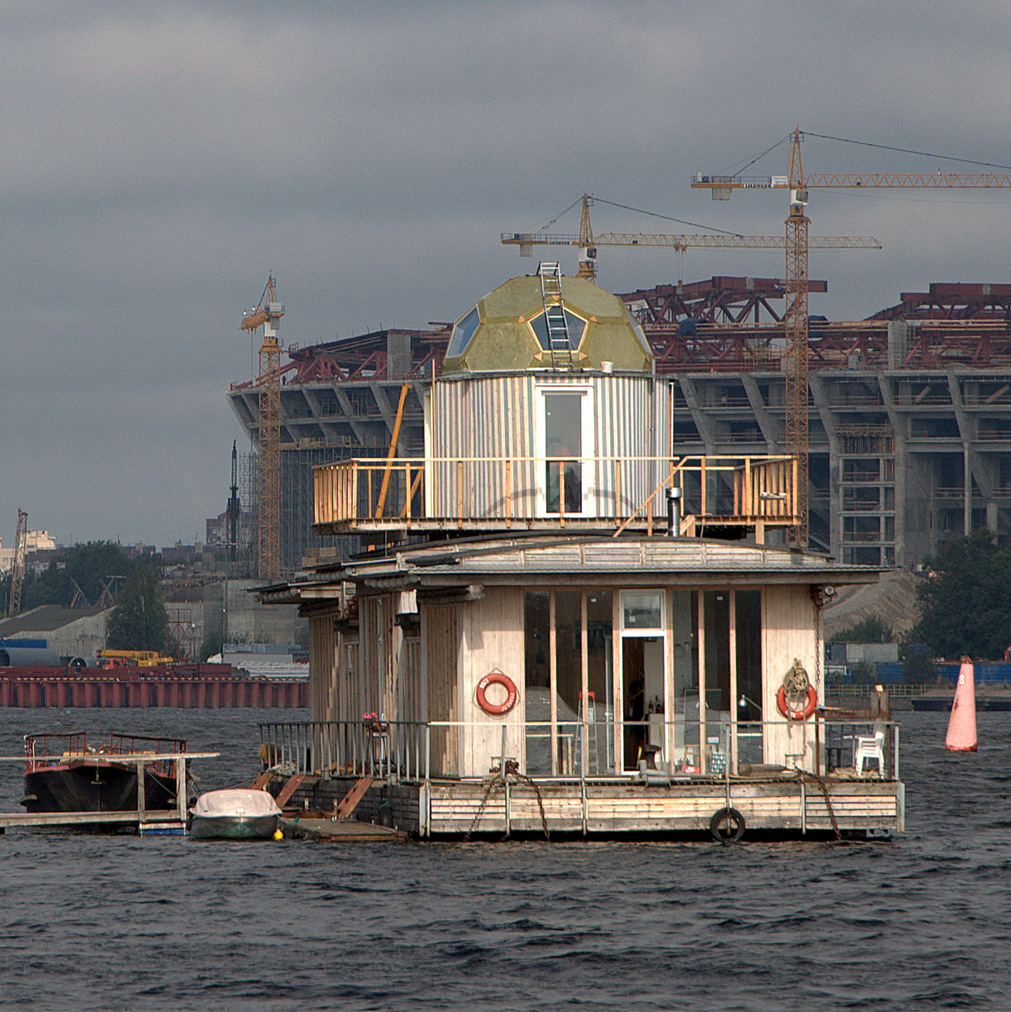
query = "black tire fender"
(710, 806, 746, 844)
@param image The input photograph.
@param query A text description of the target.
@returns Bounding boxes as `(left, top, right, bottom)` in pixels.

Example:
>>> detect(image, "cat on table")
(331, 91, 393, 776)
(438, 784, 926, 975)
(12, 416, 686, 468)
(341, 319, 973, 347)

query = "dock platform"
(280, 816, 408, 842)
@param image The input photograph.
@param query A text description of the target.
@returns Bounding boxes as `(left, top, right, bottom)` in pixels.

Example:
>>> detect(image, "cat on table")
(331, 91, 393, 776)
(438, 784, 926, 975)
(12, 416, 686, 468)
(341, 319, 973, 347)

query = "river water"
(0, 707, 1006, 1011)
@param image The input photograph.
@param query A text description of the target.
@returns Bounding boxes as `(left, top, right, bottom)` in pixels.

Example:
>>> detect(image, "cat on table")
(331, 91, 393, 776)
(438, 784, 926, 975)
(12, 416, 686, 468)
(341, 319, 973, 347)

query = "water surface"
(0, 708, 1006, 1010)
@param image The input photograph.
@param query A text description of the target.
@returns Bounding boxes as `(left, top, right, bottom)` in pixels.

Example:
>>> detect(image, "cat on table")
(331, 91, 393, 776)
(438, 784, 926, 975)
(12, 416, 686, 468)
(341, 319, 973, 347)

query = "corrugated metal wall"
(432, 372, 668, 519)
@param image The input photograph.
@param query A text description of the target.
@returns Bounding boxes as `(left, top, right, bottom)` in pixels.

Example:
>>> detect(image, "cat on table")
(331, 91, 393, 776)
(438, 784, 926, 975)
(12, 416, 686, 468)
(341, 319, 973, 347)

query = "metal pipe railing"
(258, 717, 900, 783)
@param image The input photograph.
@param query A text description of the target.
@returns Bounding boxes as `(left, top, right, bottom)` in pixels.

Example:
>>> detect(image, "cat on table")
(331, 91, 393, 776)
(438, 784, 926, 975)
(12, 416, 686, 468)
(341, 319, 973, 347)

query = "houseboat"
(256, 264, 903, 841)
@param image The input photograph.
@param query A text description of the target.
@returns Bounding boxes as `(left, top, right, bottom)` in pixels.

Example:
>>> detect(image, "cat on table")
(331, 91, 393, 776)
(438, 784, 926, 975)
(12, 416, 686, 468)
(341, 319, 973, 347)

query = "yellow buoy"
(273, 828, 284, 841)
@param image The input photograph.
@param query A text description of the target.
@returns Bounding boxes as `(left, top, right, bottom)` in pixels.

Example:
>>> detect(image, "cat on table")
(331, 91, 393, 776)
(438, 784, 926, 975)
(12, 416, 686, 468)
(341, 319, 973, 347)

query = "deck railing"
(313, 453, 798, 532)
(258, 717, 899, 784)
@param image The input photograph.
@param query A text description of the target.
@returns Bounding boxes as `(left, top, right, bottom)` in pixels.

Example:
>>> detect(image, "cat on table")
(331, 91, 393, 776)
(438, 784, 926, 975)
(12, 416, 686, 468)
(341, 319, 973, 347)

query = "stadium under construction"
(227, 274, 1011, 575)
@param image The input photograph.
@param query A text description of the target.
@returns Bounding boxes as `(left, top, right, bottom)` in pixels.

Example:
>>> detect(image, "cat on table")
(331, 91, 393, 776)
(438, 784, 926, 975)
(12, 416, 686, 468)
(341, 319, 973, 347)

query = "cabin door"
(536, 387, 595, 517)
(619, 591, 666, 772)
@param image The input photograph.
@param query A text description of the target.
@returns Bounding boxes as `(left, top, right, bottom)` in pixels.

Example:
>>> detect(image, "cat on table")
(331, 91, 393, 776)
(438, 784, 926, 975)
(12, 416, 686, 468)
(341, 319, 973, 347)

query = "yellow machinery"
(240, 275, 285, 580)
(97, 649, 174, 669)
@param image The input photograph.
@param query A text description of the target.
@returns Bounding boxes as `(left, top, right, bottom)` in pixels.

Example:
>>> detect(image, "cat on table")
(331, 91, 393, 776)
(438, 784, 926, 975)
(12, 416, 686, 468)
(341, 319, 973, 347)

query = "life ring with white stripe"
(476, 671, 518, 715)
(776, 684, 818, 721)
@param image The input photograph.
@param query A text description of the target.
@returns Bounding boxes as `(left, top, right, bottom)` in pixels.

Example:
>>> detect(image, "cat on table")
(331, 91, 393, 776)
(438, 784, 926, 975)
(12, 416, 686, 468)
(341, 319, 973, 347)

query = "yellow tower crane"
(240, 274, 285, 580)
(501, 193, 880, 281)
(692, 128, 1011, 547)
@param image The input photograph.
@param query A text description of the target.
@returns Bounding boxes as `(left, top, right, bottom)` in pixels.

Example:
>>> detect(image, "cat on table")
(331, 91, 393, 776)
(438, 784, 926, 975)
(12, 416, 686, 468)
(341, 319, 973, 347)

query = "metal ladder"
(538, 262, 572, 368)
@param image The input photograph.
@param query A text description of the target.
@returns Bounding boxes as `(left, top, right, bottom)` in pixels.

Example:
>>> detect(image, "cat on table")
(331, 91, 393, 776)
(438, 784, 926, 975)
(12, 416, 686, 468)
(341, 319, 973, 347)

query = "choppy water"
(0, 708, 1008, 1011)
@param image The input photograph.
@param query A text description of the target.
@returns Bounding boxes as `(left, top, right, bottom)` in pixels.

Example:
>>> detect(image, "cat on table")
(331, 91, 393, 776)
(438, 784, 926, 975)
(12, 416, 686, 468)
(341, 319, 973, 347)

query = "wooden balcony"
(313, 453, 799, 538)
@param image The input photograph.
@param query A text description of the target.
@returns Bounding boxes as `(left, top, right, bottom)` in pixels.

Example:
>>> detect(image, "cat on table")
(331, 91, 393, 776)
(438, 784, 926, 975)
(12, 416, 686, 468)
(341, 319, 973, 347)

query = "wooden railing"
(313, 453, 798, 533)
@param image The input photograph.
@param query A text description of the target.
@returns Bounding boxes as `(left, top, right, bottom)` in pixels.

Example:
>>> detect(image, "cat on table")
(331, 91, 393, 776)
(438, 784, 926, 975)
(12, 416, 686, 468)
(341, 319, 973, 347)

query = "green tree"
(22, 541, 151, 609)
(105, 566, 168, 652)
(908, 529, 1011, 660)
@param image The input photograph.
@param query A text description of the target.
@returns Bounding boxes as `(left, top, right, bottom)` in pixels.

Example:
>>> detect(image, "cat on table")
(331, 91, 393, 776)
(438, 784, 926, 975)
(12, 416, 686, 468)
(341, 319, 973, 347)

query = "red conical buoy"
(945, 657, 977, 752)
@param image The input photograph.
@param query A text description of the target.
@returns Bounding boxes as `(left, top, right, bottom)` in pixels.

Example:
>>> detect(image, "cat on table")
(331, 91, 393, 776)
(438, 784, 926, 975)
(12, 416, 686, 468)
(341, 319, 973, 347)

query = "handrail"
(313, 452, 798, 531)
(258, 716, 899, 783)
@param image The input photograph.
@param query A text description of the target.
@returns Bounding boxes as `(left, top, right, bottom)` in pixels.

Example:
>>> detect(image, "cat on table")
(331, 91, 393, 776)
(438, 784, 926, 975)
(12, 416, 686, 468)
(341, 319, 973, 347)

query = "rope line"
(463, 760, 550, 842)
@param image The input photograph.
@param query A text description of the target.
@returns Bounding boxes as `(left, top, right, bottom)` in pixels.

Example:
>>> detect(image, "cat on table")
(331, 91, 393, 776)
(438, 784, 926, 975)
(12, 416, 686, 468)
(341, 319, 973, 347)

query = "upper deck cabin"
(311, 265, 798, 541)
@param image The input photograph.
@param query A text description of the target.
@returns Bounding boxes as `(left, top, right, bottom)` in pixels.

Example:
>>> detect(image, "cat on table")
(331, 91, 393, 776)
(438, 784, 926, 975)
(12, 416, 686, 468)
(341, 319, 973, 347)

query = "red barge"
(0, 663, 308, 708)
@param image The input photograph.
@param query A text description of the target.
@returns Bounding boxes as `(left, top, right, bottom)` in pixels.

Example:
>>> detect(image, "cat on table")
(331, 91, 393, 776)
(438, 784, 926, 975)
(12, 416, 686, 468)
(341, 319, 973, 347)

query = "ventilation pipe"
(666, 487, 682, 537)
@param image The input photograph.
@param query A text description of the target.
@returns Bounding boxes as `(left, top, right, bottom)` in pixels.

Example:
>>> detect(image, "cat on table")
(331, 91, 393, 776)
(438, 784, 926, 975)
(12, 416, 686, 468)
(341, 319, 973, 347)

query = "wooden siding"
(762, 584, 822, 768)
(362, 595, 397, 720)
(424, 603, 459, 776)
(309, 612, 340, 723)
(457, 588, 526, 776)
(426, 779, 901, 836)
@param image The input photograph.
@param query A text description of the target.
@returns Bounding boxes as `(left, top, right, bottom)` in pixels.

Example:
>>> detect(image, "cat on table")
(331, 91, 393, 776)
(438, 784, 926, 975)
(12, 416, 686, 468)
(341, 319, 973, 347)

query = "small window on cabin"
(446, 307, 480, 359)
(621, 591, 663, 633)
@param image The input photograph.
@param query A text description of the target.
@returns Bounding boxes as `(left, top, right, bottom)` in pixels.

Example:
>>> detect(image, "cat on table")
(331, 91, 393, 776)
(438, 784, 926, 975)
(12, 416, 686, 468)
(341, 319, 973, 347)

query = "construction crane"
(501, 194, 880, 280)
(692, 128, 1011, 547)
(8, 509, 27, 617)
(226, 440, 240, 564)
(240, 274, 285, 580)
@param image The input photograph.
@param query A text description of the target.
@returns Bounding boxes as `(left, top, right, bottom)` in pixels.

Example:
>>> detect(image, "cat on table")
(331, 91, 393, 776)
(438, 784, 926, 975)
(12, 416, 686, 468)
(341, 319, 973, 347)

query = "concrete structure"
(228, 276, 1011, 573)
(0, 605, 109, 661)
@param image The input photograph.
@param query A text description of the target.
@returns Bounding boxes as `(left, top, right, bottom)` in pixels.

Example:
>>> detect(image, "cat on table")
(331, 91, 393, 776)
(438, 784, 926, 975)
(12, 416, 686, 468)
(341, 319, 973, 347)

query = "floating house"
(259, 265, 904, 840)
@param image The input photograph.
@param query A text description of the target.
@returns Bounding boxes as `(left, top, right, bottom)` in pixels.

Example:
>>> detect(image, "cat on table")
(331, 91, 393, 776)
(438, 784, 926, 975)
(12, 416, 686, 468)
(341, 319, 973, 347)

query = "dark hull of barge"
(22, 764, 178, 814)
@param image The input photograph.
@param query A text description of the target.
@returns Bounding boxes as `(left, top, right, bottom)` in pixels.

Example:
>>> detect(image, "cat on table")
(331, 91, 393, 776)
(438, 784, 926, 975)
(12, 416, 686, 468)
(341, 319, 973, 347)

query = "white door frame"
(534, 384, 596, 518)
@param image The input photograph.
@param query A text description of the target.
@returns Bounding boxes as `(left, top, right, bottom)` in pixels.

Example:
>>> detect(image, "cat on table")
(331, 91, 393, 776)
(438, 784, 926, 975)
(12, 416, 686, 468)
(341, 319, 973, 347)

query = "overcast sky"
(4, 1, 1011, 549)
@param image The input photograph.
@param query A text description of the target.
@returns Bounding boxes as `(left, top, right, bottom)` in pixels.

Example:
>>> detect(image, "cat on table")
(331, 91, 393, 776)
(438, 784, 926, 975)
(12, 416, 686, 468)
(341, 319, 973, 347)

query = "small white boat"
(189, 788, 282, 840)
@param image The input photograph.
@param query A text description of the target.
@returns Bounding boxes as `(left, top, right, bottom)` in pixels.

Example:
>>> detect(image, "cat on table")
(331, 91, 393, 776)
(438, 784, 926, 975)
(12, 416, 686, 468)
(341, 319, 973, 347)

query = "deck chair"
(853, 720, 886, 774)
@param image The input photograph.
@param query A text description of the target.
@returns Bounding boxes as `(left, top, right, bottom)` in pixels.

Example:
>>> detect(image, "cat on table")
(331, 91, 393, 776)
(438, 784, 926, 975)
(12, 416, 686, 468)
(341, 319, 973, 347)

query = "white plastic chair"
(853, 720, 886, 774)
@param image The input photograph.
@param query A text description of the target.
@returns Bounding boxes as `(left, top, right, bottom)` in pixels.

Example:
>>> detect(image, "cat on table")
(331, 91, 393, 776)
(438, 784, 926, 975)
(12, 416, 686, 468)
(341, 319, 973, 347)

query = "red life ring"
(476, 671, 518, 715)
(776, 685, 818, 721)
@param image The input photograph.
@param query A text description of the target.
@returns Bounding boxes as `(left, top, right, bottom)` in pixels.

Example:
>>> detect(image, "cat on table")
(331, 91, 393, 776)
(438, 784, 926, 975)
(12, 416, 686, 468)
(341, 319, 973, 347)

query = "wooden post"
(375, 382, 410, 519)
(176, 757, 187, 826)
(549, 592, 558, 777)
(136, 759, 147, 824)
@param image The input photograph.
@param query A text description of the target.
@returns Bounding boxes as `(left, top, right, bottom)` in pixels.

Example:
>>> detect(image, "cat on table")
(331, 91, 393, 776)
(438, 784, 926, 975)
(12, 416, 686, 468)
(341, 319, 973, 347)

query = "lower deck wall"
(274, 772, 902, 838)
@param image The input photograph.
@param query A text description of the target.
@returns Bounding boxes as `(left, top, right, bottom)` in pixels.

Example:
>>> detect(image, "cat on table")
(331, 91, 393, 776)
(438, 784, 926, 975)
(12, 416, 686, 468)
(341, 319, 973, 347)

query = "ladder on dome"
(538, 262, 573, 369)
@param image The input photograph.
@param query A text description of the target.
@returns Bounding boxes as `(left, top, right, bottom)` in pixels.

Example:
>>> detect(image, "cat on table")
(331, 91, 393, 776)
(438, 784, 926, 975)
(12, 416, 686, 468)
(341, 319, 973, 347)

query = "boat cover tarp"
(190, 788, 281, 818)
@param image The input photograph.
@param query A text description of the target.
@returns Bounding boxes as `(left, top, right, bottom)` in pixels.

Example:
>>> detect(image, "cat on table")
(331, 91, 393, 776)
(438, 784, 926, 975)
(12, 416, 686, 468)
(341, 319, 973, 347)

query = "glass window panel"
(544, 392, 583, 514)
(523, 591, 551, 775)
(586, 592, 613, 774)
(672, 591, 700, 771)
(622, 591, 663, 632)
(531, 309, 586, 351)
(704, 591, 731, 714)
(735, 589, 764, 766)
(446, 306, 480, 359)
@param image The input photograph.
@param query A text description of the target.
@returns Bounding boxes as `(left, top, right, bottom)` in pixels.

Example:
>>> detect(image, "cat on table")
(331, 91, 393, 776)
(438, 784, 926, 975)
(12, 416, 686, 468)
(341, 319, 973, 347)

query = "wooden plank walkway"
(280, 817, 408, 842)
(0, 810, 166, 829)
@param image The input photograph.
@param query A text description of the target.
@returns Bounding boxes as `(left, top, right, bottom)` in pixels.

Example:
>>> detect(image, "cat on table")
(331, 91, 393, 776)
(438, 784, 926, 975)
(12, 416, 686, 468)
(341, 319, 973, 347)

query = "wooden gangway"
(0, 750, 219, 834)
